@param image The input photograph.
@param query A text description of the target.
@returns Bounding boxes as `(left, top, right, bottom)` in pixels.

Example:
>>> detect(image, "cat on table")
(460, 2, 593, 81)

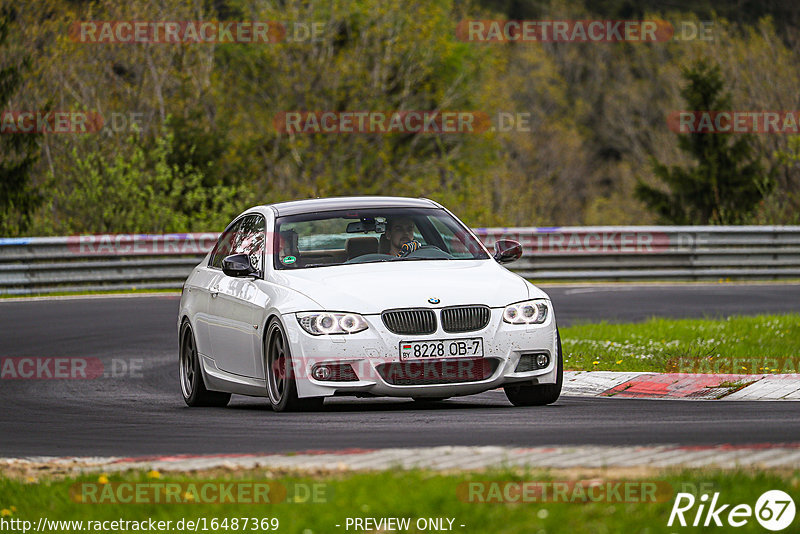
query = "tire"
(504, 329, 563, 407)
(179, 321, 231, 407)
(265, 318, 324, 412)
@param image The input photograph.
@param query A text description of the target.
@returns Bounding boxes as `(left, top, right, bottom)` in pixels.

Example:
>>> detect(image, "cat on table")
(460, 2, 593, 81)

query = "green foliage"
(0, 7, 42, 234)
(636, 60, 771, 224)
(5, 0, 800, 235)
(487, 0, 800, 33)
(37, 129, 251, 234)
(213, 0, 499, 223)
(764, 136, 800, 224)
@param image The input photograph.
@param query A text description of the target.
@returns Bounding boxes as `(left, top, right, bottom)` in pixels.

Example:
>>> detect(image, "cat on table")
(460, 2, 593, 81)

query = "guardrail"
(1, 226, 799, 295)
(476, 226, 800, 281)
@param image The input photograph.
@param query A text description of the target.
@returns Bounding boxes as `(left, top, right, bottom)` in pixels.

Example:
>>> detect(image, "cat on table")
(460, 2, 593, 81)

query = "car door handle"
(210, 285, 219, 298)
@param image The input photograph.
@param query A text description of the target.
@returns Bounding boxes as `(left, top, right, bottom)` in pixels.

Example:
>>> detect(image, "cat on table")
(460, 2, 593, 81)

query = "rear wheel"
(180, 321, 231, 407)
(504, 330, 563, 407)
(265, 318, 324, 412)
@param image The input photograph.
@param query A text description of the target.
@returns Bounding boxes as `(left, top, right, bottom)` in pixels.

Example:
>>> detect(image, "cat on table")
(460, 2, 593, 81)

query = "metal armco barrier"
(475, 226, 800, 281)
(1, 226, 799, 295)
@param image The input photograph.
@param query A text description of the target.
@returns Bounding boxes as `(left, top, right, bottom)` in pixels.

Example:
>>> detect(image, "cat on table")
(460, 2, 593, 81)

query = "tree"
(636, 60, 770, 224)
(47, 128, 250, 234)
(0, 7, 42, 234)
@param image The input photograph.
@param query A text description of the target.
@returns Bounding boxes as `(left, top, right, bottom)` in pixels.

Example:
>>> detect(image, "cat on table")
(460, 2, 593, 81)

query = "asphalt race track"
(1, 283, 799, 458)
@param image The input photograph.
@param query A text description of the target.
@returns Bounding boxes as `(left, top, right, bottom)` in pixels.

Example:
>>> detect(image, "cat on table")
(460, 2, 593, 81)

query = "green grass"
(1, 469, 798, 533)
(561, 313, 800, 373)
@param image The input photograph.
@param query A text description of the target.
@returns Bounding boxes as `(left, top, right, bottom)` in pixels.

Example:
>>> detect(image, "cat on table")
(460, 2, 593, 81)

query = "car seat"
(346, 236, 379, 259)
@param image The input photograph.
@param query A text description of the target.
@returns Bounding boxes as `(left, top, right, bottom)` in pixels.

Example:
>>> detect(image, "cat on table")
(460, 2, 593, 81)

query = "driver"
(384, 216, 421, 256)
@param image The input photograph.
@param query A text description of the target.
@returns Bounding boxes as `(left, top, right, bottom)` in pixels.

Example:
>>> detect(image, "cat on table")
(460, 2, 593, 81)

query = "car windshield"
(274, 207, 489, 269)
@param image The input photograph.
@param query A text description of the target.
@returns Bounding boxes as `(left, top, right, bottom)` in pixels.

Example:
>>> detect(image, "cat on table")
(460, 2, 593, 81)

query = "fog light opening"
(312, 365, 332, 380)
(536, 353, 550, 368)
(311, 363, 359, 382)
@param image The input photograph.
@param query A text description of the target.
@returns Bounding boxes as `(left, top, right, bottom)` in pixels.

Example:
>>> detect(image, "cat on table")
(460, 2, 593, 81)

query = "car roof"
(266, 196, 441, 216)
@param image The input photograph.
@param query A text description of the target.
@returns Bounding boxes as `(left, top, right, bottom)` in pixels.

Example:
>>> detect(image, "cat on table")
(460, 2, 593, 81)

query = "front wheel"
(265, 318, 324, 412)
(504, 329, 563, 407)
(179, 321, 231, 407)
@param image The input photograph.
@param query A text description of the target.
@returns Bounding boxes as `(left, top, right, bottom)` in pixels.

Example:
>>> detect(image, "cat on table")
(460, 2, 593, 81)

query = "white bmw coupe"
(178, 197, 562, 411)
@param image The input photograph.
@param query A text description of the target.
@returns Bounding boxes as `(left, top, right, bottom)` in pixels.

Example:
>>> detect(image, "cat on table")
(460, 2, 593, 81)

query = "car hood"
(273, 259, 544, 314)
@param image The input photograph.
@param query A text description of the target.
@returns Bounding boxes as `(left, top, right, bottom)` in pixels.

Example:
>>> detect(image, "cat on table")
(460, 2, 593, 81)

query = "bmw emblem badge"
(428, 297, 440, 304)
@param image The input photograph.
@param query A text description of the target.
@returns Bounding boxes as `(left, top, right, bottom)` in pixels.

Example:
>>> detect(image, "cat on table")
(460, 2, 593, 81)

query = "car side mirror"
(222, 254, 257, 277)
(493, 239, 523, 264)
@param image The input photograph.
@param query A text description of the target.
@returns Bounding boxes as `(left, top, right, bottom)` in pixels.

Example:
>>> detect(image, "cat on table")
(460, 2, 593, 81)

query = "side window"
(230, 215, 266, 273)
(428, 216, 470, 257)
(209, 219, 242, 269)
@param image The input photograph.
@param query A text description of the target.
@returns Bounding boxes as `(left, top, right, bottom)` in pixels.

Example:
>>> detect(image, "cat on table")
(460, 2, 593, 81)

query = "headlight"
(296, 312, 369, 335)
(503, 300, 548, 324)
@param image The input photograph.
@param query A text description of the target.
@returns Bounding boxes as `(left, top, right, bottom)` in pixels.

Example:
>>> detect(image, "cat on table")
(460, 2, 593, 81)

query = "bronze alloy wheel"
(179, 321, 230, 407)
(265, 318, 324, 412)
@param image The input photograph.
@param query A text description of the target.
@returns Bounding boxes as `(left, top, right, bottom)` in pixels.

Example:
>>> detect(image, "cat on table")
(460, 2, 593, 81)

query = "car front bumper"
(283, 307, 559, 399)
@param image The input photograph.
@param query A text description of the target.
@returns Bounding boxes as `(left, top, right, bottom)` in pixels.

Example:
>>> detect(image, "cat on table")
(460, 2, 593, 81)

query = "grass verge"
(561, 313, 800, 373)
(1, 468, 798, 534)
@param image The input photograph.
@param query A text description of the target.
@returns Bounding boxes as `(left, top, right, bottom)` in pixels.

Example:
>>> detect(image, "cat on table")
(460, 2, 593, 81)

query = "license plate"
(399, 338, 484, 360)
